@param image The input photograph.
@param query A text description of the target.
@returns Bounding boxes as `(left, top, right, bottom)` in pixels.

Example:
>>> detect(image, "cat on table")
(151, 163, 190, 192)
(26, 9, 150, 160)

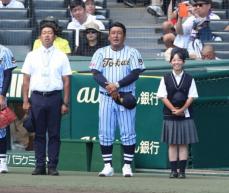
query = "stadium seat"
(212, 0, 224, 9)
(0, 28, 34, 59)
(204, 41, 229, 51)
(222, 0, 229, 9)
(0, 29, 34, 46)
(95, 0, 107, 8)
(17, 0, 29, 7)
(215, 50, 229, 59)
(32, 0, 67, 8)
(210, 20, 229, 31)
(0, 19, 31, 28)
(213, 31, 229, 41)
(0, 8, 29, 19)
(95, 9, 110, 18)
(58, 19, 70, 29)
(212, 10, 228, 19)
(7, 45, 31, 59)
(35, 18, 70, 30)
(99, 19, 112, 29)
(33, 9, 69, 20)
(61, 29, 76, 54)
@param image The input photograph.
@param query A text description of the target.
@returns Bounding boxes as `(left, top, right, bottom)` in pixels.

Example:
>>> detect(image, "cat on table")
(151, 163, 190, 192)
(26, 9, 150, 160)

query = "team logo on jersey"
(103, 58, 129, 67)
(89, 62, 96, 68)
(138, 59, 143, 65)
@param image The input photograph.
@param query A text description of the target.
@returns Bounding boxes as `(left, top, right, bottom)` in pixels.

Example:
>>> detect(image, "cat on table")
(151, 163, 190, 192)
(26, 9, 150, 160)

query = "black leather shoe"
(48, 168, 59, 176)
(32, 167, 46, 175)
(178, 172, 186, 179)
(169, 171, 178, 178)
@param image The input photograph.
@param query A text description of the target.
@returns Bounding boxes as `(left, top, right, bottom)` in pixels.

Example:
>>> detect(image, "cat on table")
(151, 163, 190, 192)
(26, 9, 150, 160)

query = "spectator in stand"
(33, 16, 71, 54)
(84, 0, 106, 19)
(224, 26, 229, 31)
(162, 20, 176, 35)
(67, 0, 105, 47)
(0, 0, 24, 8)
(162, 33, 176, 61)
(75, 22, 107, 56)
(175, 0, 220, 59)
(201, 44, 219, 60)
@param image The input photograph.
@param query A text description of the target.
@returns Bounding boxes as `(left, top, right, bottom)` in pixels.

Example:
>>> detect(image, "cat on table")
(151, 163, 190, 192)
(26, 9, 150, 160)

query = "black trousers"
(30, 91, 62, 169)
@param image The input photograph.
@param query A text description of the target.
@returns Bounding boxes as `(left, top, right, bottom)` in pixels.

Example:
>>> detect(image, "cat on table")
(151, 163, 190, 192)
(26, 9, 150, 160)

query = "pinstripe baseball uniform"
(90, 45, 145, 146)
(0, 45, 16, 139)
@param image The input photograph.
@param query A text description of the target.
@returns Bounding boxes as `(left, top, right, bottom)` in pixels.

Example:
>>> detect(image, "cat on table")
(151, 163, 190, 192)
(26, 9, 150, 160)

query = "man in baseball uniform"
(89, 22, 145, 177)
(0, 44, 17, 173)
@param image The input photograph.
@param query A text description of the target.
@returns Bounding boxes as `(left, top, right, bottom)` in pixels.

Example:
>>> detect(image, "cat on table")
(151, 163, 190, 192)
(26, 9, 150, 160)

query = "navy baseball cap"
(115, 93, 137, 109)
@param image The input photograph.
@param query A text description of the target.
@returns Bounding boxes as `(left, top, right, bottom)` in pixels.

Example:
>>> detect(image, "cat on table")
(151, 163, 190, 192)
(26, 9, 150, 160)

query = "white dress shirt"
(21, 46, 72, 92)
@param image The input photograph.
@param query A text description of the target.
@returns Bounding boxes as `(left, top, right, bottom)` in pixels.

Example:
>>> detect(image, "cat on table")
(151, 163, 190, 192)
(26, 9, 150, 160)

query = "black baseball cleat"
(48, 168, 59, 176)
(169, 171, 178, 178)
(32, 167, 46, 175)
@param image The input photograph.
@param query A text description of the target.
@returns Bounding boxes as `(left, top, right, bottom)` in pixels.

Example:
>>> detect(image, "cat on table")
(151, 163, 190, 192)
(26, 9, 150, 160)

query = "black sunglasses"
(193, 3, 208, 7)
(86, 29, 97, 34)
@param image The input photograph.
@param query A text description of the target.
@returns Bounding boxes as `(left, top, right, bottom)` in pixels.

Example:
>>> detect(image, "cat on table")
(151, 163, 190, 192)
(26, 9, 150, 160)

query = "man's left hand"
(61, 104, 69, 114)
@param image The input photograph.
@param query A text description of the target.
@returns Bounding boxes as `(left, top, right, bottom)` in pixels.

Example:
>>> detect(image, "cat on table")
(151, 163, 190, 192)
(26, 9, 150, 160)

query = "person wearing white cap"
(75, 22, 107, 56)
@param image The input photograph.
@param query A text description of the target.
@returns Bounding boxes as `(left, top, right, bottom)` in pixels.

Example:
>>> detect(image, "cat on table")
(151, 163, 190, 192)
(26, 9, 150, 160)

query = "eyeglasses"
(193, 3, 208, 7)
(86, 30, 97, 34)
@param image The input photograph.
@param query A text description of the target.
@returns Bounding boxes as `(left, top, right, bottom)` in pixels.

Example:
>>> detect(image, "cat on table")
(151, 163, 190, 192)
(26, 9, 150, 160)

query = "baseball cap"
(190, 0, 212, 4)
(115, 93, 137, 109)
(84, 22, 100, 32)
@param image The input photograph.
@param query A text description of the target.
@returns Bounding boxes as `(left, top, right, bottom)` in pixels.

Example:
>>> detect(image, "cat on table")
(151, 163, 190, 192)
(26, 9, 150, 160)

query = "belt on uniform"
(99, 91, 110, 96)
(99, 91, 132, 96)
(33, 90, 61, 96)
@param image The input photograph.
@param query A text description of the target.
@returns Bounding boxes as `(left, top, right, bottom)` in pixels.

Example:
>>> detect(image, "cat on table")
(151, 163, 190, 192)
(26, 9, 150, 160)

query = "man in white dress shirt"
(21, 22, 72, 176)
(67, 0, 105, 47)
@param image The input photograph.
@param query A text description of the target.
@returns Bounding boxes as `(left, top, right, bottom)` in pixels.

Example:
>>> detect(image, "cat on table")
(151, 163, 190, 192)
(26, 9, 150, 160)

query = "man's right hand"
(22, 101, 31, 113)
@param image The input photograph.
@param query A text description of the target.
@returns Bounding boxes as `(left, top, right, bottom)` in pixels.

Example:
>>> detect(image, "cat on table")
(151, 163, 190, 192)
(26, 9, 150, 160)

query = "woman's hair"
(170, 47, 189, 62)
